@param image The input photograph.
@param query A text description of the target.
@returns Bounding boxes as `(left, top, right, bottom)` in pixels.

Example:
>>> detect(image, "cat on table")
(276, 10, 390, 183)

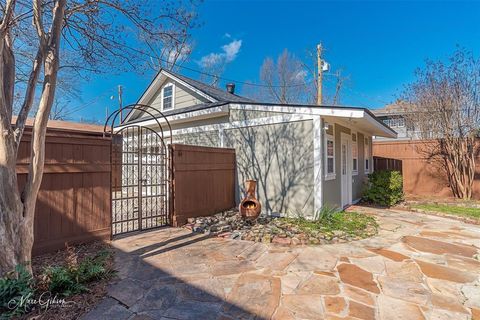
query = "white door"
(341, 134, 352, 208)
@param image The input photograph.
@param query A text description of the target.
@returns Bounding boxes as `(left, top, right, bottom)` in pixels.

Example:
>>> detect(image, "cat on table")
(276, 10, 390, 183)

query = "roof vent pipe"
(226, 83, 235, 94)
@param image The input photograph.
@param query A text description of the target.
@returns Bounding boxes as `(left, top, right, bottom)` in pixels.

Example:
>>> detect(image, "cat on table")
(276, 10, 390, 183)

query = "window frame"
(324, 122, 336, 181)
(364, 136, 371, 173)
(383, 117, 406, 128)
(352, 132, 358, 176)
(161, 83, 175, 111)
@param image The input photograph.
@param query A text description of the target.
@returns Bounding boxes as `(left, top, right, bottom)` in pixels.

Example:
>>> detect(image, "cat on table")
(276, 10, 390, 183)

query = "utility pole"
(317, 43, 323, 105)
(118, 85, 123, 123)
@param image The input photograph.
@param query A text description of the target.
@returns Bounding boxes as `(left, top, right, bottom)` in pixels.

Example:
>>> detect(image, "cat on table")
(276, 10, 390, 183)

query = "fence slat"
(16, 124, 112, 256)
(373, 140, 480, 199)
(171, 144, 236, 226)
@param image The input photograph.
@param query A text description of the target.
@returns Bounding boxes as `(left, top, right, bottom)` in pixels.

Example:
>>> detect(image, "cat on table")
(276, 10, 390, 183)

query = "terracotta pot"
(239, 180, 261, 220)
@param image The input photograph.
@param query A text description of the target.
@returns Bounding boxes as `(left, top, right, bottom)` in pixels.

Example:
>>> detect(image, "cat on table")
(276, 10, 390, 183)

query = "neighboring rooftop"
(11, 116, 104, 134)
(371, 101, 411, 116)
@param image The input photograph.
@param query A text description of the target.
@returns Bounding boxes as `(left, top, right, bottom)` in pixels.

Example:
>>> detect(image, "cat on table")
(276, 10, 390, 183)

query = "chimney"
(226, 83, 235, 94)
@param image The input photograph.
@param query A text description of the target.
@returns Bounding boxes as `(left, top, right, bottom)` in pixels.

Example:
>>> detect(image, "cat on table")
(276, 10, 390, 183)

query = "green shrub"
(43, 250, 113, 297)
(0, 264, 35, 319)
(313, 205, 338, 222)
(280, 210, 377, 238)
(363, 170, 404, 206)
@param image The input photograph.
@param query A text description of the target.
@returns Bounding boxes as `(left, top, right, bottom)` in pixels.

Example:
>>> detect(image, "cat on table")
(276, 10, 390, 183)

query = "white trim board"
(340, 132, 353, 207)
(313, 116, 323, 212)
(115, 105, 230, 132)
(164, 113, 315, 137)
(230, 103, 396, 138)
(230, 103, 365, 118)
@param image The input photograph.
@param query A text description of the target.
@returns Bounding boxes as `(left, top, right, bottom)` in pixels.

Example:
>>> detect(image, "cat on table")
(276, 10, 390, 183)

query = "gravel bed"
(183, 209, 377, 245)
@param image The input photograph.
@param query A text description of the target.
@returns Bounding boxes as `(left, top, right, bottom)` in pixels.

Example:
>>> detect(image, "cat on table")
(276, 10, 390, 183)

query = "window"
(383, 117, 405, 128)
(162, 84, 174, 110)
(352, 133, 358, 175)
(324, 123, 335, 180)
(364, 137, 370, 173)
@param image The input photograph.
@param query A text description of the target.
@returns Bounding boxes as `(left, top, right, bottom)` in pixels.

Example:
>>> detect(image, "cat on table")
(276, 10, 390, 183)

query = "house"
(119, 69, 396, 218)
(371, 103, 409, 141)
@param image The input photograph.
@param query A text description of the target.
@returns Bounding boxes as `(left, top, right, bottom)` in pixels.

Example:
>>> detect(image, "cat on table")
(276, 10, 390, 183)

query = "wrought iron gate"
(104, 104, 172, 236)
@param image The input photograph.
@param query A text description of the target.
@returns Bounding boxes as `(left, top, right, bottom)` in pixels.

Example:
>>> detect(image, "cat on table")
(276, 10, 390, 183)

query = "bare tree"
(401, 48, 480, 200)
(251, 48, 348, 105)
(199, 59, 225, 87)
(142, 26, 196, 72)
(330, 69, 349, 105)
(0, 0, 198, 276)
(258, 49, 310, 104)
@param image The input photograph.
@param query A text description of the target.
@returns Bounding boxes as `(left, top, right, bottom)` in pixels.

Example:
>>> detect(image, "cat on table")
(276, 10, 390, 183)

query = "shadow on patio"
(81, 227, 273, 320)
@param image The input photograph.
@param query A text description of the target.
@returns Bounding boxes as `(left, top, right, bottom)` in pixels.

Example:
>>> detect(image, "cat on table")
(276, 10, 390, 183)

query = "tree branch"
(14, 47, 44, 148)
(22, 0, 65, 221)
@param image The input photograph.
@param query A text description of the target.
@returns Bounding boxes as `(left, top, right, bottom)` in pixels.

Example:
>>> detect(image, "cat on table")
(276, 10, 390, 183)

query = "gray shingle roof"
(165, 70, 254, 103)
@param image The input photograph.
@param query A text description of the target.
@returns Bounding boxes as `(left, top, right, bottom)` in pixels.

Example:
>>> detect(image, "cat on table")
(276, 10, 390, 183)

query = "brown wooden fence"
(373, 140, 480, 199)
(16, 119, 111, 256)
(373, 156, 403, 172)
(170, 144, 236, 226)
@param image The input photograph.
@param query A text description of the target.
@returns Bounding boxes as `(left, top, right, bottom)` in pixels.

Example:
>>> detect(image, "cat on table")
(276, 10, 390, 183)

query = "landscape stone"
(80, 297, 133, 320)
(280, 294, 325, 319)
(296, 274, 341, 295)
(378, 276, 430, 305)
(337, 263, 380, 294)
(324, 296, 347, 314)
(343, 285, 375, 306)
(349, 300, 376, 320)
(223, 273, 281, 319)
(107, 278, 148, 307)
(461, 283, 480, 308)
(431, 293, 470, 314)
(368, 247, 409, 262)
(183, 208, 376, 246)
(378, 295, 425, 320)
(415, 259, 478, 283)
(403, 236, 478, 258)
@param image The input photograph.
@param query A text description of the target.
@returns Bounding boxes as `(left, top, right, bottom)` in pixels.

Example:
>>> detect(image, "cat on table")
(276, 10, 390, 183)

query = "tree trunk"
(0, 130, 26, 275)
(0, 0, 65, 276)
(441, 138, 476, 200)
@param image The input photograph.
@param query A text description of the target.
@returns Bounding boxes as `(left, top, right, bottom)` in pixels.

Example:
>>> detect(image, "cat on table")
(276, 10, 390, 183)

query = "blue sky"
(72, 0, 480, 122)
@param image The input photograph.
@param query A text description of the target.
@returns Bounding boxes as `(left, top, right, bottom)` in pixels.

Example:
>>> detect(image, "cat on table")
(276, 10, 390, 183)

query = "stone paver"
(82, 206, 480, 319)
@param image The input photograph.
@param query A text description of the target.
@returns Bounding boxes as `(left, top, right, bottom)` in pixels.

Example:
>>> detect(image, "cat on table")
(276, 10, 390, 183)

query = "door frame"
(340, 132, 353, 208)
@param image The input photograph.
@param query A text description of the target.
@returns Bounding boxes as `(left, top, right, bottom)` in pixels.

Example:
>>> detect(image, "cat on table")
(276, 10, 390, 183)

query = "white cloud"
(199, 52, 224, 67)
(224, 33, 232, 38)
(198, 39, 243, 68)
(222, 40, 242, 62)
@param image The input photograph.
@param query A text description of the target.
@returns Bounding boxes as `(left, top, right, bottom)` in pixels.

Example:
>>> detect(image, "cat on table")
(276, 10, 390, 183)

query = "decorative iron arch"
(104, 104, 173, 236)
(103, 103, 173, 144)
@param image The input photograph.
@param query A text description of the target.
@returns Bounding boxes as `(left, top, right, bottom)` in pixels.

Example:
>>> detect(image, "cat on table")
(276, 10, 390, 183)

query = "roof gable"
(167, 71, 253, 103)
(124, 69, 252, 123)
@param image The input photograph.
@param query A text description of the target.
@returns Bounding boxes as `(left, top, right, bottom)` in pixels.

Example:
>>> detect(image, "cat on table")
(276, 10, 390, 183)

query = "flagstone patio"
(81, 206, 480, 320)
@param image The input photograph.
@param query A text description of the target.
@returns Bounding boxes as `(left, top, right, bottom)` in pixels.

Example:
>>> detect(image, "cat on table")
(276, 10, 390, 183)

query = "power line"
(65, 87, 116, 115)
